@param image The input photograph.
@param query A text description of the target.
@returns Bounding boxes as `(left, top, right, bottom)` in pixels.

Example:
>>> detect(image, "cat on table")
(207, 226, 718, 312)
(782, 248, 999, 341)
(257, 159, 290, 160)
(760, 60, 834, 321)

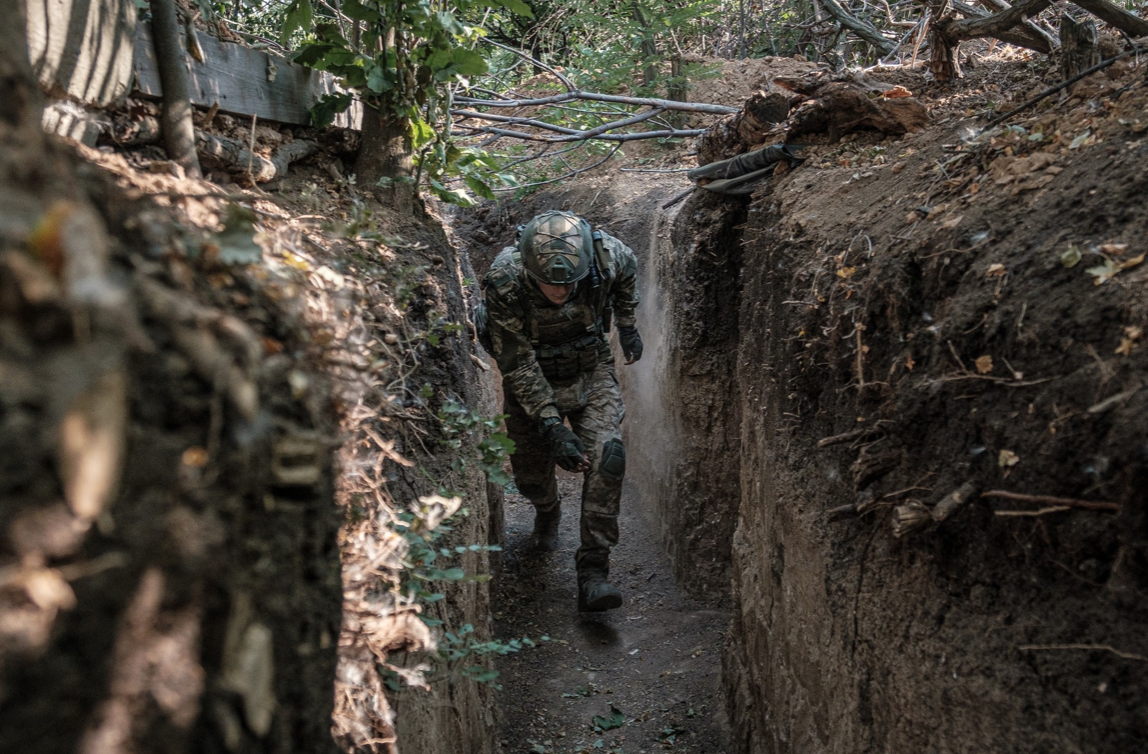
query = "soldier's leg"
(503, 390, 561, 550)
(567, 364, 625, 609)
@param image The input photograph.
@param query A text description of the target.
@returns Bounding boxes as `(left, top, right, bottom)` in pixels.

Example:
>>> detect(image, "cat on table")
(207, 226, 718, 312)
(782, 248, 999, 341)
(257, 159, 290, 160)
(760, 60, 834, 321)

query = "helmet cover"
(519, 211, 592, 285)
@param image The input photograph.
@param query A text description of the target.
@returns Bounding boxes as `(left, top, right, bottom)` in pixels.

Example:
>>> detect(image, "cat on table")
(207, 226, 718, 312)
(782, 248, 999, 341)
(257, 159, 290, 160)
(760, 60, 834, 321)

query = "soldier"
(481, 210, 642, 612)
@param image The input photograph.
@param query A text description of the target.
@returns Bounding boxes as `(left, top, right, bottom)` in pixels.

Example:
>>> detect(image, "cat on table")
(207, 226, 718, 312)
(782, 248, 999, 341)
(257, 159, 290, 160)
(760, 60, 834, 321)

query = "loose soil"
(494, 477, 728, 754)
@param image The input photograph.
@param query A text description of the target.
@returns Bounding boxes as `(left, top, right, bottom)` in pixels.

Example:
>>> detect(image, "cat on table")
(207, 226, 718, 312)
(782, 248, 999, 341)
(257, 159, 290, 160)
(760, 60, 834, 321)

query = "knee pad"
(599, 439, 625, 481)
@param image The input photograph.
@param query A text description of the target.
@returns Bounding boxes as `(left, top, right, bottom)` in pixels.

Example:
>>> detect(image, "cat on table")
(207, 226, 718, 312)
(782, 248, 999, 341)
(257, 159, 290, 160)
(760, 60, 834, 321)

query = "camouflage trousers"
(504, 359, 625, 570)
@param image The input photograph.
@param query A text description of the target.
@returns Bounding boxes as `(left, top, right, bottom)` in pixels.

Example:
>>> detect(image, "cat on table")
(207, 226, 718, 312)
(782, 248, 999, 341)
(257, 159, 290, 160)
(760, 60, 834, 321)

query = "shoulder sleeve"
(601, 233, 639, 329)
(482, 250, 560, 422)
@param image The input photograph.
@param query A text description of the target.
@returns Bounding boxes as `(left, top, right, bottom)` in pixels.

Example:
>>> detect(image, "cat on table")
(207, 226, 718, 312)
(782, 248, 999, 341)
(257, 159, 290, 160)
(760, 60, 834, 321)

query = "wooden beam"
(133, 23, 361, 129)
(25, 0, 136, 107)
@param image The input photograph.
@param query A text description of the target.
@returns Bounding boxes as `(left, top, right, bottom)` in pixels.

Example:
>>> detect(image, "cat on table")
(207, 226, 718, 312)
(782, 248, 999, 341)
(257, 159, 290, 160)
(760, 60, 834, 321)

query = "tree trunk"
(631, 1, 658, 88)
(1060, 13, 1100, 84)
(929, 0, 963, 82)
(150, 0, 202, 178)
(356, 104, 417, 213)
(0, 0, 40, 138)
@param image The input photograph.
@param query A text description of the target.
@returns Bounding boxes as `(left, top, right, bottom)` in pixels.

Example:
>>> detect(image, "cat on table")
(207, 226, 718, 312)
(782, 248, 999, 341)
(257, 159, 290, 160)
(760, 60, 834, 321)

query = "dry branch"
(1071, 0, 1148, 38)
(817, 427, 884, 448)
(931, 480, 980, 522)
(454, 91, 738, 115)
(452, 106, 672, 142)
(1019, 643, 1148, 662)
(947, 0, 1054, 41)
(817, 0, 898, 54)
(950, 0, 1056, 51)
(981, 489, 1121, 512)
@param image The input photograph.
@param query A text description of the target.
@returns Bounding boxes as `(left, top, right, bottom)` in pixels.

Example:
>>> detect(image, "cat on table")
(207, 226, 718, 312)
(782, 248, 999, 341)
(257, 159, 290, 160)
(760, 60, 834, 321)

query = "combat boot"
(531, 509, 561, 552)
(577, 558, 622, 612)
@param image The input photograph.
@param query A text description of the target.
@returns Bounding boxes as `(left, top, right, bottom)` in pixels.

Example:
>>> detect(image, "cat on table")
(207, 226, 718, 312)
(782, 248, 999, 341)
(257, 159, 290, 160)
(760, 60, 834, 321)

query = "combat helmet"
(518, 211, 592, 285)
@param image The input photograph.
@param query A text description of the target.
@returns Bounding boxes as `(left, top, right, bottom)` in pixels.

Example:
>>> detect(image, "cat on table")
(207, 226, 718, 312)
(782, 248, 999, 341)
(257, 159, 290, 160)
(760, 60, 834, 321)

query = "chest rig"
(488, 230, 616, 383)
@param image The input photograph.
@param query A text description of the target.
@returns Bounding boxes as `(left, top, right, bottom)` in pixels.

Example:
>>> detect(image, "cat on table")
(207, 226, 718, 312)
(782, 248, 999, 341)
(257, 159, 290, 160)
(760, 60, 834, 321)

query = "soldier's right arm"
(485, 284, 561, 423)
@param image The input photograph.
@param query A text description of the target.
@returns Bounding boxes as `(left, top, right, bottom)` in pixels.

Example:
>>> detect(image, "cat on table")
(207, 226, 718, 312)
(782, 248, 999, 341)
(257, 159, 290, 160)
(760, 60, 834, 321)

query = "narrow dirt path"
(494, 476, 729, 754)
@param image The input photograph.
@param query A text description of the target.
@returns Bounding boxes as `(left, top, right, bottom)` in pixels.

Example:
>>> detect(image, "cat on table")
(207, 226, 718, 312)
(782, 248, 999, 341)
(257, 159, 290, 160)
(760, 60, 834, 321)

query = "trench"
(453, 181, 747, 754)
(458, 128, 1148, 753)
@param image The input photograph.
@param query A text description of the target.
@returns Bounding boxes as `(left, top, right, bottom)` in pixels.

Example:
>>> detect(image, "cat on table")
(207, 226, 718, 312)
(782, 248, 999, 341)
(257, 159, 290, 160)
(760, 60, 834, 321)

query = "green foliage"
(438, 400, 515, 486)
(390, 495, 498, 613)
(438, 623, 548, 687)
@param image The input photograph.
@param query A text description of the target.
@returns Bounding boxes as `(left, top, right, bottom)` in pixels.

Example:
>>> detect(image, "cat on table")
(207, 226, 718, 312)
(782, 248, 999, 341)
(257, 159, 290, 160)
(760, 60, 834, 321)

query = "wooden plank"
(25, 0, 136, 107)
(134, 23, 362, 129)
(42, 100, 102, 146)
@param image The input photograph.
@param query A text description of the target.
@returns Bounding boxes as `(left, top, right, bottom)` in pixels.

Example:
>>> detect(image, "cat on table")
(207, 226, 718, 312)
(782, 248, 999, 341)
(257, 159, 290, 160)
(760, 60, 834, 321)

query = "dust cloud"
(618, 206, 681, 537)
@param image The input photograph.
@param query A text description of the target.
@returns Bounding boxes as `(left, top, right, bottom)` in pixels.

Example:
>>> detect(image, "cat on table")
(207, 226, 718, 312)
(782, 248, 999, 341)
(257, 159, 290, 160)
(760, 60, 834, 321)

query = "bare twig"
(452, 106, 671, 142)
(660, 186, 695, 209)
(482, 38, 577, 91)
(982, 490, 1121, 512)
(995, 506, 1071, 516)
(1018, 644, 1148, 662)
(455, 91, 738, 115)
(491, 143, 622, 192)
(818, 427, 884, 448)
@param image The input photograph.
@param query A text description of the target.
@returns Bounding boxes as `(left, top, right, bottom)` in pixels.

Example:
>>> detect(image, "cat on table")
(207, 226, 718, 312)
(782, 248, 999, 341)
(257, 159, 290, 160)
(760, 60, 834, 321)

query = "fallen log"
(977, 0, 1058, 50)
(785, 81, 930, 142)
(689, 91, 792, 165)
(196, 132, 317, 183)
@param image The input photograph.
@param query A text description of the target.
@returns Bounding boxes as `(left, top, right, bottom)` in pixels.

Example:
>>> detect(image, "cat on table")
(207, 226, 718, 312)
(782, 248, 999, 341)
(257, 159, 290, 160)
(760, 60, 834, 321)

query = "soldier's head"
(519, 211, 592, 304)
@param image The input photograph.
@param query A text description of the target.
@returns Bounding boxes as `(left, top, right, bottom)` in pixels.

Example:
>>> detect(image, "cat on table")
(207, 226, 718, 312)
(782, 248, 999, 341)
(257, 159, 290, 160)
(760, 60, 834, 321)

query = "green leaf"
(292, 44, 329, 68)
(435, 10, 464, 35)
(1060, 244, 1082, 268)
(490, 0, 533, 17)
(464, 174, 496, 201)
(341, 0, 382, 22)
(279, 0, 313, 46)
(450, 48, 488, 76)
(367, 63, 394, 93)
(316, 23, 350, 45)
(409, 117, 437, 149)
(591, 704, 626, 732)
(309, 92, 353, 128)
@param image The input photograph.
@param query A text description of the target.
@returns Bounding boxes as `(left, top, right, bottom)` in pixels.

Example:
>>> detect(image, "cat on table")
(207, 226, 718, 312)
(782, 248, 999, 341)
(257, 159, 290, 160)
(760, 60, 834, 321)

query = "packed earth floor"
(494, 477, 729, 754)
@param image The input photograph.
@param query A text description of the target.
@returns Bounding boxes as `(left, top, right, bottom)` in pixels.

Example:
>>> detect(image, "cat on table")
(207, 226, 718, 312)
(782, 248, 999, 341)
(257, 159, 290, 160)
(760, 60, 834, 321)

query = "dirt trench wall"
(626, 192, 746, 597)
(718, 131, 1148, 753)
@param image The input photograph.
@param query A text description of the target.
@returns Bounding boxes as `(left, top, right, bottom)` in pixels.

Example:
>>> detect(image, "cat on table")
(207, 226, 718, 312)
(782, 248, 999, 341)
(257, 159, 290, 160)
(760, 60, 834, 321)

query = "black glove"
(618, 325, 643, 363)
(541, 419, 587, 472)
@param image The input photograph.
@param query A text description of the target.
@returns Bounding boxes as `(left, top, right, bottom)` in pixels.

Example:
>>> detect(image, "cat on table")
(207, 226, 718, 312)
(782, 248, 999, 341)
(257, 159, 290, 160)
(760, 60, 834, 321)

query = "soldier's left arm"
(601, 233, 639, 327)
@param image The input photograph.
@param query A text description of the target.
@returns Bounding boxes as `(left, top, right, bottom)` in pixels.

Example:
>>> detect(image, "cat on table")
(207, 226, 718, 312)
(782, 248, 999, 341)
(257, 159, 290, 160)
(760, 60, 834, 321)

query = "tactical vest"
(486, 231, 616, 383)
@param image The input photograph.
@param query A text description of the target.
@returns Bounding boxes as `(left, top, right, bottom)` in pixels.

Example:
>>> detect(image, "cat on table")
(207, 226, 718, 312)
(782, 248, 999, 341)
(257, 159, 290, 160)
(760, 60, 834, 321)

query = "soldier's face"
(536, 280, 575, 305)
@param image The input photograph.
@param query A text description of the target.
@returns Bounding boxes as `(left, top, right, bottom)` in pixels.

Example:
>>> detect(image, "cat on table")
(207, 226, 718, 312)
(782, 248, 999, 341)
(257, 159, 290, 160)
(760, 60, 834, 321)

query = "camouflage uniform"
(483, 231, 639, 569)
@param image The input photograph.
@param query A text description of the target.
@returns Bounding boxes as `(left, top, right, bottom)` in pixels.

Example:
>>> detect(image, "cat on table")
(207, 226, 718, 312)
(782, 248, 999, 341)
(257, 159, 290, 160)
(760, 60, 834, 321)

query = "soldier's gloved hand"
(541, 420, 589, 472)
(618, 326, 643, 364)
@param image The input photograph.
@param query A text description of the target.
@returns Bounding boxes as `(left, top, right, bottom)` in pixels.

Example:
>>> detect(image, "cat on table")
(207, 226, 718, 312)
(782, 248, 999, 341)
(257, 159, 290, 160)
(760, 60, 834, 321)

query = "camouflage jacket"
(482, 230, 639, 423)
